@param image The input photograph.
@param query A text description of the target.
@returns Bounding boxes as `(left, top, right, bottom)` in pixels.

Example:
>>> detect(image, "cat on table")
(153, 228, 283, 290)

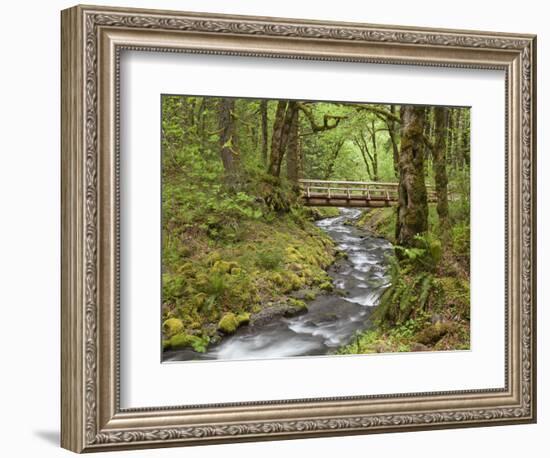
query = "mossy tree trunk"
(268, 101, 298, 177)
(370, 119, 379, 181)
(286, 113, 301, 183)
(260, 99, 269, 165)
(387, 105, 400, 179)
(433, 106, 451, 247)
(459, 109, 471, 168)
(218, 98, 240, 185)
(396, 105, 429, 247)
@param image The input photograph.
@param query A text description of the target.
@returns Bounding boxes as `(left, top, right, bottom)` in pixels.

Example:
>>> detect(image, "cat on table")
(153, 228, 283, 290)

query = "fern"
(375, 255, 435, 326)
(418, 273, 433, 310)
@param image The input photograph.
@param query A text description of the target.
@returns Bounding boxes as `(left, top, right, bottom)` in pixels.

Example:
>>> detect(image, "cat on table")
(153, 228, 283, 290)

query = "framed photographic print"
(61, 4, 537, 453)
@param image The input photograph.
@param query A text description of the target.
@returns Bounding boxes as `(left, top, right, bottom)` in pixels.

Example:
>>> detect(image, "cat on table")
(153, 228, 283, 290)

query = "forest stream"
(164, 208, 393, 362)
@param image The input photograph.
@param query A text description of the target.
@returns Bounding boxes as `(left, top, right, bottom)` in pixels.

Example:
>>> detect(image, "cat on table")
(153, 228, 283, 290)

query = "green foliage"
(256, 248, 285, 270)
(167, 333, 210, 353)
(394, 233, 441, 272)
(374, 254, 435, 326)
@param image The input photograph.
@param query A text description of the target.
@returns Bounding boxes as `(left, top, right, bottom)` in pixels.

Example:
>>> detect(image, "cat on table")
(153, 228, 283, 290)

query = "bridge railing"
(298, 179, 437, 202)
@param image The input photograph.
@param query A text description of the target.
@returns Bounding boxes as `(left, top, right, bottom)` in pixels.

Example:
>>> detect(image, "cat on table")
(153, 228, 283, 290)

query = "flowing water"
(164, 208, 393, 362)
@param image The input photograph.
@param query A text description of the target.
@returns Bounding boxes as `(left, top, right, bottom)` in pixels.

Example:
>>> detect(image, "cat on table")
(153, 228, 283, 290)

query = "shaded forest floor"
(337, 203, 470, 355)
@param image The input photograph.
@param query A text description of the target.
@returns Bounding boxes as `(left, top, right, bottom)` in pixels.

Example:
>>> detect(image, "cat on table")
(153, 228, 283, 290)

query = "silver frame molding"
(61, 4, 537, 453)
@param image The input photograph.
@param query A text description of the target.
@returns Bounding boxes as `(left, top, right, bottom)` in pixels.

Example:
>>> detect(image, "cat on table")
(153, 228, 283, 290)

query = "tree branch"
(297, 102, 346, 132)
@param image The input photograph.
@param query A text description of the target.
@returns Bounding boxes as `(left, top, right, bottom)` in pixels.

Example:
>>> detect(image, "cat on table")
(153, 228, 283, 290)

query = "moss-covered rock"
(162, 317, 184, 337)
(304, 290, 316, 301)
(319, 281, 334, 292)
(414, 322, 455, 345)
(236, 312, 251, 326)
(218, 312, 239, 334)
(168, 333, 209, 352)
(285, 298, 308, 316)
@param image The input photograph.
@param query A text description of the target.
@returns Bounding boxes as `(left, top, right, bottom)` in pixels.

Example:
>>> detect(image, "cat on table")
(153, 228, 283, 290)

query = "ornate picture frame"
(61, 4, 536, 453)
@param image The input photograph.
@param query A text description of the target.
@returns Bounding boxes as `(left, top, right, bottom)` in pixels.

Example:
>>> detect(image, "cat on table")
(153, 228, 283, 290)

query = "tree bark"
(324, 138, 345, 180)
(218, 98, 239, 184)
(268, 101, 298, 177)
(370, 120, 379, 181)
(396, 106, 429, 247)
(433, 107, 451, 247)
(459, 109, 470, 167)
(260, 99, 269, 165)
(447, 109, 457, 170)
(387, 105, 400, 179)
(286, 112, 300, 182)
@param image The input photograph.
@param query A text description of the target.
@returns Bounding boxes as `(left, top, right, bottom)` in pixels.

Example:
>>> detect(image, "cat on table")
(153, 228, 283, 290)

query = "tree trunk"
(448, 109, 457, 170)
(433, 107, 451, 247)
(286, 112, 300, 182)
(396, 106, 429, 247)
(456, 109, 464, 169)
(260, 99, 269, 165)
(370, 120, 379, 181)
(387, 105, 400, 179)
(354, 133, 376, 181)
(197, 98, 207, 154)
(324, 139, 345, 180)
(218, 98, 239, 184)
(268, 101, 298, 177)
(460, 109, 470, 167)
(268, 101, 287, 176)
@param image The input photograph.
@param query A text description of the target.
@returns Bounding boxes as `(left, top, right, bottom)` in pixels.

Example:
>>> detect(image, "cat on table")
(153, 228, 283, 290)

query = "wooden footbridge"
(299, 179, 436, 208)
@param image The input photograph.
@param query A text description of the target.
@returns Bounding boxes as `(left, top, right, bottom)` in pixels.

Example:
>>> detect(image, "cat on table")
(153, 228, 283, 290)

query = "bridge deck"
(299, 179, 436, 208)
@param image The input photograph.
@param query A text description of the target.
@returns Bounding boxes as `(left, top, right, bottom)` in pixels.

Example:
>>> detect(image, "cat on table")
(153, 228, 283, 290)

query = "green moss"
(162, 318, 184, 337)
(414, 322, 455, 345)
(304, 290, 316, 301)
(236, 312, 251, 325)
(205, 251, 222, 266)
(218, 312, 239, 334)
(319, 281, 334, 292)
(316, 207, 340, 218)
(168, 333, 209, 352)
(269, 272, 285, 286)
(176, 262, 194, 274)
(281, 271, 305, 292)
(211, 260, 238, 275)
(355, 207, 396, 242)
(286, 298, 308, 315)
(191, 292, 208, 307)
(256, 249, 284, 270)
